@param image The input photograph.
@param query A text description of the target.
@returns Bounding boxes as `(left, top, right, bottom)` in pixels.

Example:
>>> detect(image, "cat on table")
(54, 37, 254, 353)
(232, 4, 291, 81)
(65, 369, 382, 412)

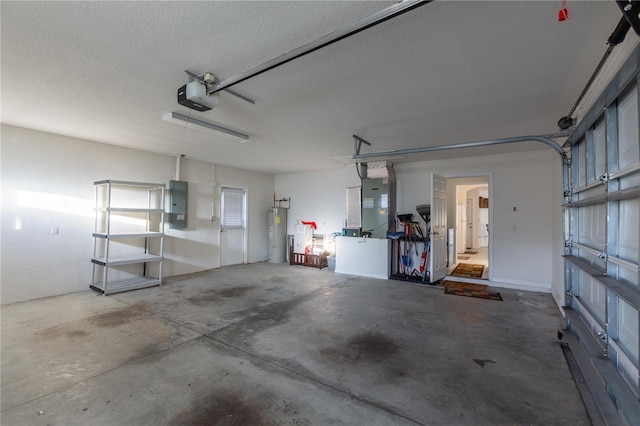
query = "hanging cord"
(181, 108, 193, 131)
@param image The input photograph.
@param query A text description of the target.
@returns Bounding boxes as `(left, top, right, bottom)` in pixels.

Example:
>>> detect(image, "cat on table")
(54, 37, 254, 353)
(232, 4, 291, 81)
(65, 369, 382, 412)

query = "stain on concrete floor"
(320, 331, 401, 365)
(87, 302, 151, 327)
(472, 358, 496, 368)
(37, 327, 91, 340)
(187, 286, 257, 306)
(170, 391, 268, 426)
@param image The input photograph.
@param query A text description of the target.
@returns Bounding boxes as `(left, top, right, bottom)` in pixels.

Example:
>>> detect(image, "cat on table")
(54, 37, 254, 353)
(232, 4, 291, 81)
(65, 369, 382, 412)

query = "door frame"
(218, 185, 249, 267)
(445, 172, 493, 282)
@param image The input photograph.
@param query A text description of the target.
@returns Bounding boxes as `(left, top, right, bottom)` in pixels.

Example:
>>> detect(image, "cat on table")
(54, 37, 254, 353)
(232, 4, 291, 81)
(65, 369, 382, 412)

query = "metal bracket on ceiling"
(616, 0, 640, 36)
(353, 135, 371, 157)
(184, 70, 256, 104)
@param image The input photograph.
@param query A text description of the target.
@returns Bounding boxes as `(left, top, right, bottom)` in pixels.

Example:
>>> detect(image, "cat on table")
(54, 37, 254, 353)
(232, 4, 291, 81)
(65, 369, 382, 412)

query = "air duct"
(366, 161, 395, 182)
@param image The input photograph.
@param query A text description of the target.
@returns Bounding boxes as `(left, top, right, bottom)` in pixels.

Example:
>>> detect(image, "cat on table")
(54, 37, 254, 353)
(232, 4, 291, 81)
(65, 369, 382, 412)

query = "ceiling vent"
(366, 161, 395, 182)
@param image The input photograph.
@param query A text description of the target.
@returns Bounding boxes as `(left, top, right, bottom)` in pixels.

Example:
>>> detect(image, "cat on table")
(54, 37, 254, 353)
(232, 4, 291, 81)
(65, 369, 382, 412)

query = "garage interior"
(1, 1, 639, 425)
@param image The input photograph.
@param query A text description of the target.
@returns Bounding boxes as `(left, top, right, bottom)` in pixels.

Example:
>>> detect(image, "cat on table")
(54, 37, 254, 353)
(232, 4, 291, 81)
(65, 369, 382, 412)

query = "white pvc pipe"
(175, 155, 182, 181)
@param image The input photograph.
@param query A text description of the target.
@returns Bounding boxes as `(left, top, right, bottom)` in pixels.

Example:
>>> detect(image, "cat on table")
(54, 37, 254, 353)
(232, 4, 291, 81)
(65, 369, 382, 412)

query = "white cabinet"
(91, 180, 165, 295)
(335, 236, 390, 279)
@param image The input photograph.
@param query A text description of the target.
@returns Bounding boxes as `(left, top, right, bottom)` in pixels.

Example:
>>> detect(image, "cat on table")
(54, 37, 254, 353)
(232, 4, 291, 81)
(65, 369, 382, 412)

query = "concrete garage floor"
(2, 263, 589, 425)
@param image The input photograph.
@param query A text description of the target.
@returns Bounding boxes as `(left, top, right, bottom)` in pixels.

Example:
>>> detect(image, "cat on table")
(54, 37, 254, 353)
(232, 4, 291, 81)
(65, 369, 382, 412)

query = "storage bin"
(327, 256, 336, 271)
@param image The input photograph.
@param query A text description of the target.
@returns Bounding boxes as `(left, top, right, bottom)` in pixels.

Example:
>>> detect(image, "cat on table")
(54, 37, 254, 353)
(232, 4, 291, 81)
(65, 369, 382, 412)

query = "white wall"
(163, 158, 218, 276)
(1, 125, 273, 304)
(397, 150, 562, 292)
(274, 165, 360, 237)
(2, 124, 563, 302)
(276, 150, 564, 293)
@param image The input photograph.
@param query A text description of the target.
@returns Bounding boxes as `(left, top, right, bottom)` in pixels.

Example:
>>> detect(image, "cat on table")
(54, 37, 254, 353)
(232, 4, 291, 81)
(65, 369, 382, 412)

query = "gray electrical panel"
(361, 178, 396, 239)
(169, 180, 188, 229)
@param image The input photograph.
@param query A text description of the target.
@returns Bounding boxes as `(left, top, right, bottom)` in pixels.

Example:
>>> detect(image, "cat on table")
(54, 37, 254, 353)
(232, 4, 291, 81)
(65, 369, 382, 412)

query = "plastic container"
(327, 256, 336, 271)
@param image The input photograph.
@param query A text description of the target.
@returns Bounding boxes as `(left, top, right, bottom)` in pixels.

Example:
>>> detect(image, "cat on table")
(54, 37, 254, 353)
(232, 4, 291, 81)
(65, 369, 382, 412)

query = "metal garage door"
(563, 50, 640, 423)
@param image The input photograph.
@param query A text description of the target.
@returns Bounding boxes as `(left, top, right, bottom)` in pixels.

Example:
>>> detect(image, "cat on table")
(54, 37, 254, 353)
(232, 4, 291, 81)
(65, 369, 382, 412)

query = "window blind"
(222, 187, 244, 228)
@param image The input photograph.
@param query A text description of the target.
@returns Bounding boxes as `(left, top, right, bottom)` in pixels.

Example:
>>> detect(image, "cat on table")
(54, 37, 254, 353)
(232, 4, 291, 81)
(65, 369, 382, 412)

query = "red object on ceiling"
(558, 0, 571, 22)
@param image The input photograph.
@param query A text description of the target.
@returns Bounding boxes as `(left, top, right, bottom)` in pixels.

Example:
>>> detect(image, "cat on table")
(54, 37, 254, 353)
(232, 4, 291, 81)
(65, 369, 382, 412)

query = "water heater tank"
(268, 207, 288, 263)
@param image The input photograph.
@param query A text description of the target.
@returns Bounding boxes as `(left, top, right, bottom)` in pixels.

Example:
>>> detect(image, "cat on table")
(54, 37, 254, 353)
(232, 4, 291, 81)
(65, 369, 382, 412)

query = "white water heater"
(268, 207, 288, 263)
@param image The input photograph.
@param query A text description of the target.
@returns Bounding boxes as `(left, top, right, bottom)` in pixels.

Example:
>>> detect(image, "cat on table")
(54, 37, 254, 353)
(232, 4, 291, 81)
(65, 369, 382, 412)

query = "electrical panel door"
(169, 180, 188, 229)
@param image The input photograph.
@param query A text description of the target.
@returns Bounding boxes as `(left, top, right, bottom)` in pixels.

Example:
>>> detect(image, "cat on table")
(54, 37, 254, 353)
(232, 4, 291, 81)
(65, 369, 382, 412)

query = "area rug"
(451, 263, 484, 278)
(443, 280, 503, 301)
(442, 280, 488, 291)
(456, 254, 471, 260)
(464, 250, 478, 255)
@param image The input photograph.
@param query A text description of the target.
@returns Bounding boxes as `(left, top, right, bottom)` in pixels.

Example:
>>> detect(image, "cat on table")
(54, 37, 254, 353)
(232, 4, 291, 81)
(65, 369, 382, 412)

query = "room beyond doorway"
(446, 176, 491, 281)
(449, 246, 489, 280)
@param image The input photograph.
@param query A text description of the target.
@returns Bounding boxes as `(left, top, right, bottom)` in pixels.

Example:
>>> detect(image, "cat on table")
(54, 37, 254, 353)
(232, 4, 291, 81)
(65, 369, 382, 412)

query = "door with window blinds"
(220, 187, 246, 266)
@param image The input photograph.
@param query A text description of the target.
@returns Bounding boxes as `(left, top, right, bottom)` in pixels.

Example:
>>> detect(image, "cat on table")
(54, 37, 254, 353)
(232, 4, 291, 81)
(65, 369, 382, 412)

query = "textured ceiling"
(0, 1, 626, 174)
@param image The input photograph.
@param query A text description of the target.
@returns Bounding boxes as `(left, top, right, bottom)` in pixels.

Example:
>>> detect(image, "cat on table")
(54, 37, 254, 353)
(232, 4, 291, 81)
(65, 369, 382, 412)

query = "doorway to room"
(220, 186, 247, 266)
(447, 176, 490, 281)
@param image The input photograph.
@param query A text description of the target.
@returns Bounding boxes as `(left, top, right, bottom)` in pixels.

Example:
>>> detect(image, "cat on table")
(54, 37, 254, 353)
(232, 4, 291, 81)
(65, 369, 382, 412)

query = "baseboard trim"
(488, 277, 551, 293)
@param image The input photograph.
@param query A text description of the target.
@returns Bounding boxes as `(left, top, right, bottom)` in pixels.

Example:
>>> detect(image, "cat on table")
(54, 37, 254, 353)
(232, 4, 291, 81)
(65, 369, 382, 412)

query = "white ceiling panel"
(0, 1, 627, 173)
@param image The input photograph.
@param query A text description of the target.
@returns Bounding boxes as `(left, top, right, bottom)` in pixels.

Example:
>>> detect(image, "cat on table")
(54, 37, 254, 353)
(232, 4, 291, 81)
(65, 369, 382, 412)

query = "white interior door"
(457, 204, 465, 255)
(466, 197, 473, 249)
(220, 187, 246, 266)
(430, 174, 447, 282)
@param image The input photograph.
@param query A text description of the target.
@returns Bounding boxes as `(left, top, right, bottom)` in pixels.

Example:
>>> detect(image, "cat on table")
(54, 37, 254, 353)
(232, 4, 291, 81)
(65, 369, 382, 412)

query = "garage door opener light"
(163, 112, 250, 143)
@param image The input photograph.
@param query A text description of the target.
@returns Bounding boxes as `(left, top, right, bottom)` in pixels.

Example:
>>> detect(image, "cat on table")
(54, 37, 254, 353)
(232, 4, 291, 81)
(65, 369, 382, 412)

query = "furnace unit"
(361, 178, 396, 239)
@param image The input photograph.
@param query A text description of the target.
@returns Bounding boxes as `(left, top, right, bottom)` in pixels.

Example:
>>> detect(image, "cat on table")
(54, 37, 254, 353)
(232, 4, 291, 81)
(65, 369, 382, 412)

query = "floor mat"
(443, 281, 502, 301)
(464, 250, 478, 254)
(441, 280, 488, 291)
(451, 263, 484, 278)
(456, 254, 471, 260)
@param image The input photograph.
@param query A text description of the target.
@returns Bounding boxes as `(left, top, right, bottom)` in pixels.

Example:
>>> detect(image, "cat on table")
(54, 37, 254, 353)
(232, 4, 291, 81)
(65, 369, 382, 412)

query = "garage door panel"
(594, 120, 606, 181)
(617, 86, 639, 171)
(565, 54, 640, 421)
(578, 271, 606, 323)
(618, 299, 639, 364)
(618, 199, 639, 264)
(578, 204, 607, 250)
